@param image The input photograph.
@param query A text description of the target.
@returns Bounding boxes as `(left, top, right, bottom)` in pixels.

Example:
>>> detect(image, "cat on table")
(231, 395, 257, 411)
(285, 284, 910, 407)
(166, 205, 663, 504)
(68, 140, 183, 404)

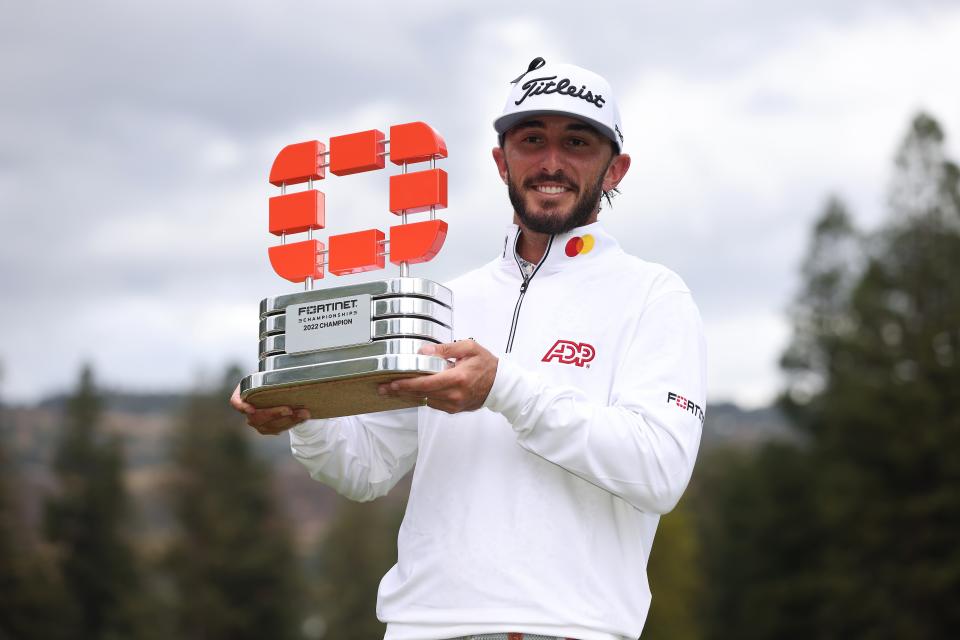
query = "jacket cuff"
(482, 357, 538, 432)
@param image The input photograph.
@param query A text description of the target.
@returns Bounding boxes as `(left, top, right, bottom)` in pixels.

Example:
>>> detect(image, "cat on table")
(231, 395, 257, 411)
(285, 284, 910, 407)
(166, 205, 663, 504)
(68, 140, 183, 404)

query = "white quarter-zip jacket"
(290, 222, 707, 640)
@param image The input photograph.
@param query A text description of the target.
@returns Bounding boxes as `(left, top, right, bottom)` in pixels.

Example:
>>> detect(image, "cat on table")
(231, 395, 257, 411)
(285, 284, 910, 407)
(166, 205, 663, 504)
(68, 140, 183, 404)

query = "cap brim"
(493, 109, 621, 153)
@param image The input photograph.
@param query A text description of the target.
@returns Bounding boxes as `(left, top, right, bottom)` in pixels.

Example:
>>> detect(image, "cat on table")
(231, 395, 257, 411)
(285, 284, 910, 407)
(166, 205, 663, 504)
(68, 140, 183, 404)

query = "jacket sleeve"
(482, 290, 706, 514)
(288, 408, 419, 502)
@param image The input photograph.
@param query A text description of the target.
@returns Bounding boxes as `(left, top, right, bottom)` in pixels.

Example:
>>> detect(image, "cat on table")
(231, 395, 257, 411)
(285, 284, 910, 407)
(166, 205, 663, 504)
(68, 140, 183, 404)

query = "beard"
(507, 167, 605, 235)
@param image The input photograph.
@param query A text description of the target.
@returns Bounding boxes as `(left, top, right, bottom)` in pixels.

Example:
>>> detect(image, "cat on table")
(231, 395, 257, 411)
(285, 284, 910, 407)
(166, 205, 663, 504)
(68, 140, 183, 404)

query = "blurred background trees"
(681, 111, 960, 639)
(1, 111, 957, 638)
(779, 111, 960, 636)
(164, 367, 304, 640)
(313, 499, 404, 640)
(0, 392, 74, 640)
(43, 366, 148, 639)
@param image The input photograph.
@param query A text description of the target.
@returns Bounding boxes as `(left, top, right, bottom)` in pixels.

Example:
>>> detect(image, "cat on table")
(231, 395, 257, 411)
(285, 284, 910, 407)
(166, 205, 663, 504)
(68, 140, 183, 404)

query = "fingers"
(380, 369, 461, 397)
(247, 406, 295, 426)
(379, 339, 498, 414)
(420, 339, 480, 361)
(387, 339, 489, 395)
(230, 383, 310, 436)
(229, 383, 255, 415)
(248, 408, 311, 435)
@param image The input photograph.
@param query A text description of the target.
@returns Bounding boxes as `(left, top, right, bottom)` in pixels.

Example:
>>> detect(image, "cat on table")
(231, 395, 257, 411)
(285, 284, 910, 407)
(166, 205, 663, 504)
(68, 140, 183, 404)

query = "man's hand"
(230, 383, 311, 435)
(378, 340, 498, 413)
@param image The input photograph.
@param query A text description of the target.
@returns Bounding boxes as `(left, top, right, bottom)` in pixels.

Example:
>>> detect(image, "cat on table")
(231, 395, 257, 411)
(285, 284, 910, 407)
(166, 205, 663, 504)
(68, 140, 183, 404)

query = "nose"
(538, 140, 565, 174)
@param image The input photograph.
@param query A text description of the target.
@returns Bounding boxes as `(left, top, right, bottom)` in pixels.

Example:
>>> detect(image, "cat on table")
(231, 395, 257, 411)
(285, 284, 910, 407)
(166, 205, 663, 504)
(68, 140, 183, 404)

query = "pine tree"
(697, 112, 960, 640)
(815, 113, 960, 636)
(0, 395, 75, 640)
(642, 497, 702, 640)
(779, 112, 960, 636)
(43, 365, 146, 640)
(312, 498, 404, 640)
(693, 444, 824, 640)
(689, 197, 865, 639)
(780, 195, 863, 417)
(165, 366, 303, 640)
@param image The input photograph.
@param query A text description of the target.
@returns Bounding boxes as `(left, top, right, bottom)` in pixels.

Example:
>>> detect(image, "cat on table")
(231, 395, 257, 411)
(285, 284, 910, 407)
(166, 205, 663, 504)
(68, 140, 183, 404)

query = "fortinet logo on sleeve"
(667, 391, 705, 423)
(542, 340, 595, 367)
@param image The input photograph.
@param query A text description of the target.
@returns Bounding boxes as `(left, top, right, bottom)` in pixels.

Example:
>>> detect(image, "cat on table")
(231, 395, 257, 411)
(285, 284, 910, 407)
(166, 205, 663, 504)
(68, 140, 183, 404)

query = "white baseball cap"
(493, 57, 624, 153)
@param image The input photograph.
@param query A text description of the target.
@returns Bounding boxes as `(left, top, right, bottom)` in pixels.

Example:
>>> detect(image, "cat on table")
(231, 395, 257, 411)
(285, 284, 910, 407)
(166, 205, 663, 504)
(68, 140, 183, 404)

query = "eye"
(522, 134, 544, 144)
(567, 137, 588, 148)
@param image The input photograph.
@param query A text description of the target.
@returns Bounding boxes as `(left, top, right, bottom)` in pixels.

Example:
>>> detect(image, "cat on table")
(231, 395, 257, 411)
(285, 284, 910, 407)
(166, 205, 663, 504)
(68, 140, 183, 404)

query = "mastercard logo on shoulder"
(564, 234, 595, 257)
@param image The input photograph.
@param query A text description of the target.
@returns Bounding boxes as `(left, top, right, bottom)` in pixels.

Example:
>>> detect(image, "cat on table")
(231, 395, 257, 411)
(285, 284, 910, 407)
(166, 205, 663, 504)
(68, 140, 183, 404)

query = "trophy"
(239, 122, 453, 419)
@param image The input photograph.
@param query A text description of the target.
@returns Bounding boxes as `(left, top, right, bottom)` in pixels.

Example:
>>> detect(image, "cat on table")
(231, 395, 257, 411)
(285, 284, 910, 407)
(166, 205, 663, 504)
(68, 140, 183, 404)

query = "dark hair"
(601, 185, 620, 208)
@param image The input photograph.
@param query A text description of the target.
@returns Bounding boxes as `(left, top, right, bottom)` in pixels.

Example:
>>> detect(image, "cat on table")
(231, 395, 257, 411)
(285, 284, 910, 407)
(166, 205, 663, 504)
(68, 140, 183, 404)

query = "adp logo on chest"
(542, 339, 596, 367)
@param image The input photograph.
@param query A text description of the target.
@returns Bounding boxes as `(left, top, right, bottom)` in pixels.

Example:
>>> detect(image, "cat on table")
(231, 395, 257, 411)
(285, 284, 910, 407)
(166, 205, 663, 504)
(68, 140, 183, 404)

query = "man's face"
(492, 115, 628, 235)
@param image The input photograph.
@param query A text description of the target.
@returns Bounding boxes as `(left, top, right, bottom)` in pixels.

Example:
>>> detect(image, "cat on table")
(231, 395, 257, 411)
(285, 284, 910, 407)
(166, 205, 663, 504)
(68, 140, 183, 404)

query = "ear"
(602, 153, 631, 192)
(492, 146, 509, 183)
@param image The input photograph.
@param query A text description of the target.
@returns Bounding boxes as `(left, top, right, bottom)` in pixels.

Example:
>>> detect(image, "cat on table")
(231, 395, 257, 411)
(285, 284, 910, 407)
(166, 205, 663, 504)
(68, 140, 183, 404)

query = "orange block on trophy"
(269, 140, 326, 186)
(389, 122, 448, 165)
(389, 168, 448, 214)
(389, 220, 447, 265)
(267, 240, 324, 283)
(329, 129, 386, 176)
(327, 228, 386, 275)
(269, 190, 325, 236)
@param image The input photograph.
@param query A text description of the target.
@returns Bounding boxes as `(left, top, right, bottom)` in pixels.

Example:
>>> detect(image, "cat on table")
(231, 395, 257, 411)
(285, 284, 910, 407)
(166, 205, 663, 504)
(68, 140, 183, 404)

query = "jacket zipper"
(505, 232, 554, 353)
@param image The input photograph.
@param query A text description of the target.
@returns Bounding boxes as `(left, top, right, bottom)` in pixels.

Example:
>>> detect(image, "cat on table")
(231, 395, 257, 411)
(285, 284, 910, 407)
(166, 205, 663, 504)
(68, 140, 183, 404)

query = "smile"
(533, 184, 571, 194)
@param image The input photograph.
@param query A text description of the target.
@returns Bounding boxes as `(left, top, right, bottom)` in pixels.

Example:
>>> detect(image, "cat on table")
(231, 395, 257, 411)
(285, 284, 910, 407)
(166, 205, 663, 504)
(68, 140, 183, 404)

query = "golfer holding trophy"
(231, 58, 706, 640)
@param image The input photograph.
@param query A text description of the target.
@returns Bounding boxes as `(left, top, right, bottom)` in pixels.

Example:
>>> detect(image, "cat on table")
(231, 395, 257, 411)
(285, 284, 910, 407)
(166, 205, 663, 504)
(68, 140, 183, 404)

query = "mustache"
(523, 172, 578, 191)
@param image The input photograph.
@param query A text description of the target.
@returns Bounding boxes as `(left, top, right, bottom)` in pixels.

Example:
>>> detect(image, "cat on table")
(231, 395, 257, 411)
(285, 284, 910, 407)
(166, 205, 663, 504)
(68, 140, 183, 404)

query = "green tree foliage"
(165, 366, 303, 640)
(799, 112, 960, 636)
(697, 112, 960, 639)
(694, 445, 824, 640)
(692, 197, 863, 639)
(312, 498, 404, 640)
(784, 112, 958, 636)
(0, 415, 75, 640)
(781, 196, 863, 414)
(43, 365, 147, 640)
(643, 497, 702, 640)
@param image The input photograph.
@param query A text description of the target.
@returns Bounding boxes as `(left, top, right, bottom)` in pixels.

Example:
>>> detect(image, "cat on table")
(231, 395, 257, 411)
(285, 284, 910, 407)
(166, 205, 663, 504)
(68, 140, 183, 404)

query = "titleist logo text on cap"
(515, 75, 606, 109)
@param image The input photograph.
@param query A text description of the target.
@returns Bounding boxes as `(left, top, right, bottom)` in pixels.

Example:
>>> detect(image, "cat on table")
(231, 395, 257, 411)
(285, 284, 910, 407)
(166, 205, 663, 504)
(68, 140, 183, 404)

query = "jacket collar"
(497, 221, 620, 277)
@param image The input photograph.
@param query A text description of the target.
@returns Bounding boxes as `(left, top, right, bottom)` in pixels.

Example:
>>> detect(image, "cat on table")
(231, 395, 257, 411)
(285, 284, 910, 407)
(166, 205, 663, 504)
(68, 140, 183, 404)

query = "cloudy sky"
(2, 0, 958, 407)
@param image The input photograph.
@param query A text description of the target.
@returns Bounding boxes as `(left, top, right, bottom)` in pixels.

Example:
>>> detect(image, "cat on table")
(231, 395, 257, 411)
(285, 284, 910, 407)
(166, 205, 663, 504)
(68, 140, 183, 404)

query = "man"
(232, 58, 706, 640)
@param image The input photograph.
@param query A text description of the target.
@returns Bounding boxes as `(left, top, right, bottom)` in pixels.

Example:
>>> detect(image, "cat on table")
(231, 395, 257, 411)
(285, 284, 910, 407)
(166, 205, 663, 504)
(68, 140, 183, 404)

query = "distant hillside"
(1, 393, 344, 551)
(1, 391, 794, 552)
(36, 391, 189, 416)
(18, 391, 795, 450)
(702, 401, 796, 448)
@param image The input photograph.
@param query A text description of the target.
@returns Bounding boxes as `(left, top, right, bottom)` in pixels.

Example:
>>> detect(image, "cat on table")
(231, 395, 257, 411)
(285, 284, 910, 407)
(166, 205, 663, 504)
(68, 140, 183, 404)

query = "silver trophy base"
(240, 352, 447, 418)
(239, 277, 452, 419)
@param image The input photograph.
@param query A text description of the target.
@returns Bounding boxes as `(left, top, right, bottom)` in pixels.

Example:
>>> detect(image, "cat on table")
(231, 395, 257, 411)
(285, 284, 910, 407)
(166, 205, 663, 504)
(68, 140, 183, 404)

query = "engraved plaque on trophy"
(239, 122, 452, 419)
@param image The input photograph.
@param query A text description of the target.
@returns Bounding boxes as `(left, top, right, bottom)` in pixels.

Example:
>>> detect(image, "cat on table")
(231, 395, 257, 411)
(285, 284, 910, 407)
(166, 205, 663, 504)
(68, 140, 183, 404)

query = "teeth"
(535, 185, 567, 194)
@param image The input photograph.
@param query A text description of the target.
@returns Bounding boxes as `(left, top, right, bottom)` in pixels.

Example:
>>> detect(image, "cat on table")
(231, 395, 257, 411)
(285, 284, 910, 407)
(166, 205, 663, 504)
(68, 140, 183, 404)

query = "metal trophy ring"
(239, 121, 453, 420)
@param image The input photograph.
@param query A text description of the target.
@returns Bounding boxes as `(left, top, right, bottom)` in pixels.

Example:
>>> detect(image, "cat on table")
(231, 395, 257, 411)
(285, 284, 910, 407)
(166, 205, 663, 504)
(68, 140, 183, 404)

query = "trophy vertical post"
(399, 161, 409, 278)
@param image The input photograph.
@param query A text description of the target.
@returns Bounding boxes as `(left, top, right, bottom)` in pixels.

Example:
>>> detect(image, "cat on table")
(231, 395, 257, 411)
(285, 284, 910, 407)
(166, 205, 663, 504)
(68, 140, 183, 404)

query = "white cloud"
(2, 1, 959, 404)
(706, 311, 792, 409)
(608, 7, 960, 404)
